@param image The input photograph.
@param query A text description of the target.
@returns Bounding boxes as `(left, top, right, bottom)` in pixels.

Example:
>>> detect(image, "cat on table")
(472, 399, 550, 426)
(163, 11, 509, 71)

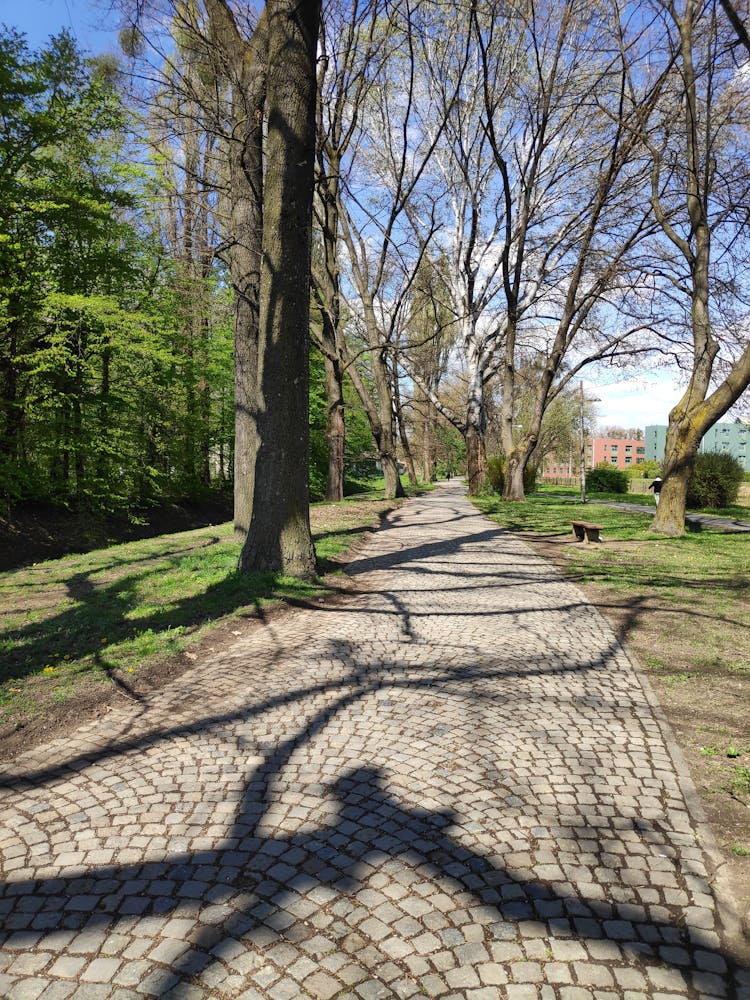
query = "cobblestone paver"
(1, 483, 748, 998)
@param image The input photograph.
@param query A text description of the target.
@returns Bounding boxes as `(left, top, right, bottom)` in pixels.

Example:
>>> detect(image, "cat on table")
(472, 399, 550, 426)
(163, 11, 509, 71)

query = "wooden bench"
(572, 520, 603, 543)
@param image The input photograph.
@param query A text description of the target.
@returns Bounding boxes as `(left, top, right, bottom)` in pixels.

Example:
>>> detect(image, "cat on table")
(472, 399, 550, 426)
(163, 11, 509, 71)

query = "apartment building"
(589, 437, 647, 469)
(645, 422, 750, 472)
(541, 436, 647, 478)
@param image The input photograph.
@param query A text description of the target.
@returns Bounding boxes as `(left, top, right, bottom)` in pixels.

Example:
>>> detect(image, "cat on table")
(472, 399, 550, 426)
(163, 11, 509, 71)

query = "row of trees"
(0, 27, 235, 512)
(3, 0, 750, 576)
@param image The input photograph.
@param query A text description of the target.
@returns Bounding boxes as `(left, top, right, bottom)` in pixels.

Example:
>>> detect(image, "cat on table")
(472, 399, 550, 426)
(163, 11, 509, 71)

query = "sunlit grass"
(473, 491, 748, 596)
(0, 489, 410, 723)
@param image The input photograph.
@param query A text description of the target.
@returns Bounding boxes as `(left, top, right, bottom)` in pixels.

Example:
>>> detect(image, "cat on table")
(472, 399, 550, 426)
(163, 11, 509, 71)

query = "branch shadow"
(2, 483, 747, 996)
(1, 641, 747, 996)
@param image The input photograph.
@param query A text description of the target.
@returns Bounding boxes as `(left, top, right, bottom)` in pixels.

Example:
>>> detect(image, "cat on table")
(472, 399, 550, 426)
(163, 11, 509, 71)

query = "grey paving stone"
(0, 484, 743, 999)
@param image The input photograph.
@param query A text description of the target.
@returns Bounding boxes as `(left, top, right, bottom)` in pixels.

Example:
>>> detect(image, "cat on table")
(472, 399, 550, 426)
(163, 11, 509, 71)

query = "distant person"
(648, 476, 663, 507)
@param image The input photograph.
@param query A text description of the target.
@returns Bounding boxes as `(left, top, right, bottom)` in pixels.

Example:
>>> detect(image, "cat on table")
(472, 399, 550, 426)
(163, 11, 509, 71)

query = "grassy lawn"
(0, 489, 415, 740)
(474, 488, 750, 908)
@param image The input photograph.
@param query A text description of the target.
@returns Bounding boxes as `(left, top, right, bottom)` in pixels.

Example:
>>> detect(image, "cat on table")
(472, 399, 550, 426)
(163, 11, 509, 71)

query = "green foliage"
(487, 455, 504, 493)
(586, 463, 629, 494)
(433, 422, 465, 477)
(687, 451, 743, 509)
(629, 459, 661, 479)
(308, 347, 328, 500)
(0, 29, 234, 514)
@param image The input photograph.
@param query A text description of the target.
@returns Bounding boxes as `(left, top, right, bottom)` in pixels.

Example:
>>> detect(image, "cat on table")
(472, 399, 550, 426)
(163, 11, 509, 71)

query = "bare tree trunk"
(219, 15, 267, 541)
(651, 415, 700, 534)
(393, 366, 417, 486)
(648, 0, 750, 534)
(503, 452, 525, 502)
(421, 397, 435, 482)
(371, 347, 405, 499)
(465, 356, 487, 495)
(238, 0, 320, 579)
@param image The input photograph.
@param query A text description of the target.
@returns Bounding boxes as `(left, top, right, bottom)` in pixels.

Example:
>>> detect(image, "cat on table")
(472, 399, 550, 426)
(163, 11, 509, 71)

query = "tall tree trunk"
(503, 450, 525, 502)
(230, 58, 266, 541)
(651, 411, 701, 535)
(465, 356, 486, 495)
(465, 423, 487, 496)
(238, 0, 320, 579)
(371, 347, 405, 499)
(324, 352, 345, 501)
(650, 0, 724, 535)
(420, 396, 434, 482)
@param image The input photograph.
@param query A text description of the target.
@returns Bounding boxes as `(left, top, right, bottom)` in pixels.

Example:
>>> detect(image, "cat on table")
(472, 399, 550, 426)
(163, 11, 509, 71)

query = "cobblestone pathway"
(1, 483, 748, 1000)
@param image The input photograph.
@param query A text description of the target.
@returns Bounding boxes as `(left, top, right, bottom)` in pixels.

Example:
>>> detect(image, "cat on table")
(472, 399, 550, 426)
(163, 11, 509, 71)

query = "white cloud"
(586, 373, 684, 431)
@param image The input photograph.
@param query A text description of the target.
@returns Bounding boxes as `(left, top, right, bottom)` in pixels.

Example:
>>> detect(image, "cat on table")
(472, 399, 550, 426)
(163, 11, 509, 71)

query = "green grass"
(0, 491, 407, 722)
(473, 491, 749, 597)
(731, 766, 750, 797)
(537, 483, 750, 516)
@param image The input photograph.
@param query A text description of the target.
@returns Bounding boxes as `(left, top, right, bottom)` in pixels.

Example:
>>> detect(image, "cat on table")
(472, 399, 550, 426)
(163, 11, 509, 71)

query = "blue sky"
(1, 0, 726, 432)
(1, 0, 120, 54)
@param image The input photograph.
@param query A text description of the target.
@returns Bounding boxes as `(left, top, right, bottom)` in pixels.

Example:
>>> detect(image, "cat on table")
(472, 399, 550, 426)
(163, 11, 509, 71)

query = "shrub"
(524, 462, 538, 494)
(486, 456, 538, 495)
(586, 463, 629, 494)
(686, 451, 743, 509)
(487, 456, 504, 493)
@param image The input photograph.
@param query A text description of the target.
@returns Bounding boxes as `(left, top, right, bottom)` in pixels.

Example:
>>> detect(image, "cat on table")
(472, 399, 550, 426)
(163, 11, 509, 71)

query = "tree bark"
(372, 348, 405, 499)
(393, 366, 417, 486)
(228, 28, 266, 541)
(650, 412, 700, 535)
(421, 400, 434, 482)
(648, 0, 750, 534)
(503, 451, 526, 502)
(465, 354, 487, 495)
(238, 0, 320, 579)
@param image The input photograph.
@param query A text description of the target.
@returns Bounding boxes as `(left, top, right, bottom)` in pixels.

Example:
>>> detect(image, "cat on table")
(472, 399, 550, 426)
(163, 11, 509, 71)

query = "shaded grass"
(0, 491, 411, 724)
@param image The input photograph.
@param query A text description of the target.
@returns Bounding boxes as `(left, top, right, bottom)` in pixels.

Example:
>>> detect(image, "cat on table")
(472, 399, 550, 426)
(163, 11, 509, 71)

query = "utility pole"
(579, 381, 600, 503)
(580, 381, 587, 503)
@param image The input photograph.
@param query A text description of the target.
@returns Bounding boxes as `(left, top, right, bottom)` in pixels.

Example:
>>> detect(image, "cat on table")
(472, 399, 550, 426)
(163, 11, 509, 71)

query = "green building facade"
(645, 422, 750, 472)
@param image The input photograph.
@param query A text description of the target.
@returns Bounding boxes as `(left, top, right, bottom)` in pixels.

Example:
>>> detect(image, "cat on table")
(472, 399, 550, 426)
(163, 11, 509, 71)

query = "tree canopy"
(2, 0, 750, 555)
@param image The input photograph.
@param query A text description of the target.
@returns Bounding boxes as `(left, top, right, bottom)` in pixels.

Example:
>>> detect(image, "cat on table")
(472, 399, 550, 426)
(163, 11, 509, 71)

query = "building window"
(637, 447, 645, 455)
(610, 444, 618, 452)
(625, 457, 632, 464)
(611, 457, 618, 464)
(625, 445, 632, 453)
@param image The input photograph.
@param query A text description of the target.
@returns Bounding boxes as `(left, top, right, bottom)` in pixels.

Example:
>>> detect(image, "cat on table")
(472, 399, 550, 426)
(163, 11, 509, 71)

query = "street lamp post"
(580, 381, 600, 504)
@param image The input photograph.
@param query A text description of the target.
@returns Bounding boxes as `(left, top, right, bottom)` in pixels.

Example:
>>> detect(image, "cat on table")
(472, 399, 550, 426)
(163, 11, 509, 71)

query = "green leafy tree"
(0, 29, 142, 505)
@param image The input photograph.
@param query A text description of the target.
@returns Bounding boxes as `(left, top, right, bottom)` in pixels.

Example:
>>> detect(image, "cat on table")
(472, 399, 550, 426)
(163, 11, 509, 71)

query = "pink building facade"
(541, 437, 646, 479)
(589, 437, 647, 469)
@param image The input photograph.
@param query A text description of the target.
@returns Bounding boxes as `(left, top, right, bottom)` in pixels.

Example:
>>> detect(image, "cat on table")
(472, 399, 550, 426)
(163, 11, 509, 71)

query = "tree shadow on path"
(1, 655, 747, 998)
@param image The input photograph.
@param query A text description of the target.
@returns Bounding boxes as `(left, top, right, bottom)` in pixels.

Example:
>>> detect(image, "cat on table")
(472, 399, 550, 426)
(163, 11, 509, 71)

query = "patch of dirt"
(519, 529, 750, 959)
